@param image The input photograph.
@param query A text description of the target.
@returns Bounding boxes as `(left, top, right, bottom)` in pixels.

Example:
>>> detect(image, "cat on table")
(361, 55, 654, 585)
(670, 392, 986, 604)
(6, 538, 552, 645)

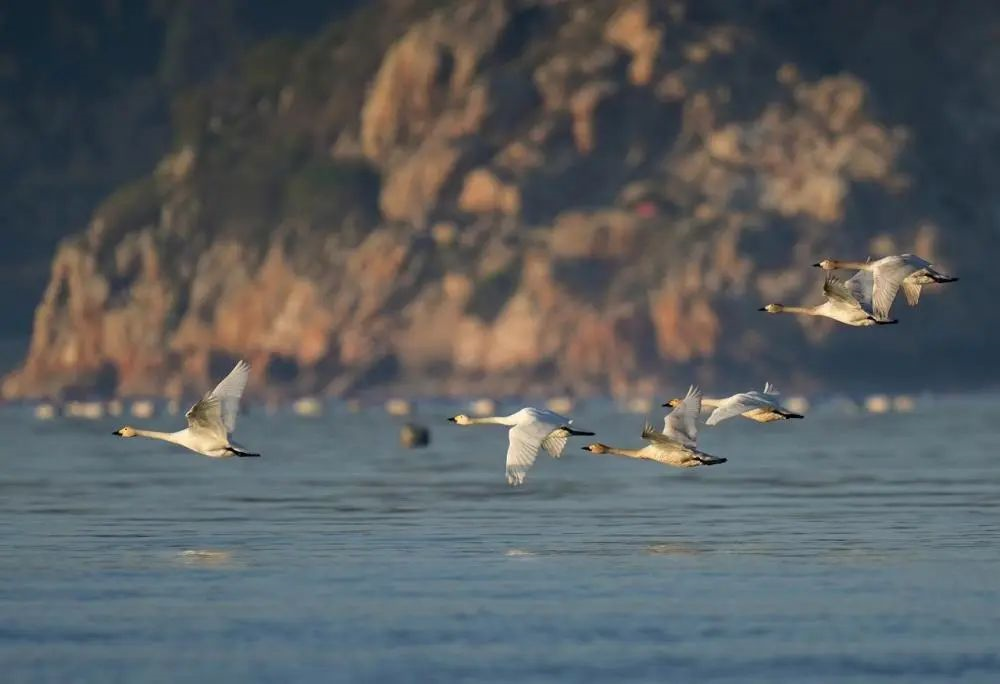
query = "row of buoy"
(35, 398, 167, 421)
(28, 392, 919, 424)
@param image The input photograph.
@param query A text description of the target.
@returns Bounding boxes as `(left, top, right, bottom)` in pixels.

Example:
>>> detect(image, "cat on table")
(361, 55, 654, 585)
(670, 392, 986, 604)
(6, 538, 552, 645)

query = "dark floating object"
(400, 423, 430, 448)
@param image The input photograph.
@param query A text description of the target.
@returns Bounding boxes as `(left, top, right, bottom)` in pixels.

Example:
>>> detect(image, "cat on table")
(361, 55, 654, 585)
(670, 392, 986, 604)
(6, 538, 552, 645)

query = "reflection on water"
(504, 548, 537, 557)
(643, 542, 704, 556)
(175, 549, 238, 568)
(1, 398, 999, 682)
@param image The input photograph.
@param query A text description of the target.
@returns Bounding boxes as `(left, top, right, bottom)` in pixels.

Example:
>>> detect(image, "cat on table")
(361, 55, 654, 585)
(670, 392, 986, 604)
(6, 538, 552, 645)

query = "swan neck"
(701, 398, 722, 408)
(469, 416, 512, 426)
(780, 305, 817, 315)
(134, 428, 179, 442)
(606, 446, 643, 458)
(834, 260, 871, 270)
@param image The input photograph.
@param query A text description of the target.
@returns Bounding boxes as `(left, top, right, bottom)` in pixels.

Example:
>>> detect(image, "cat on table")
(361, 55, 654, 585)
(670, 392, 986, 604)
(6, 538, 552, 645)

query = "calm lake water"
(2, 396, 999, 683)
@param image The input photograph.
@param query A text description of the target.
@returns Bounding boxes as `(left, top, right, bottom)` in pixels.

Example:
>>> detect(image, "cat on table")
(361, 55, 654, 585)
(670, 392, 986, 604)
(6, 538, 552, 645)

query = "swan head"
(813, 259, 836, 270)
(113, 426, 137, 437)
(662, 398, 681, 408)
(758, 303, 784, 313)
(448, 414, 473, 426)
(581, 443, 610, 454)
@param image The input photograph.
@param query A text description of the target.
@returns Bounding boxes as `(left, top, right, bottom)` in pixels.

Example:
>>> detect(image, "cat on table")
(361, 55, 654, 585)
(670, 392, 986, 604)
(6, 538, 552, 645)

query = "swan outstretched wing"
(706, 392, 775, 426)
(505, 423, 548, 486)
(186, 360, 250, 435)
(871, 256, 927, 319)
(870, 264, 909, 319)
(663, 385, 701, 447)
(642, 422, 683, 446)
(824, 274, 863, 309)
(844, 270, 874, 309)
(762, 382, 779, 396)
(901, 280, 922, 306)
(541, 432, 569, 459)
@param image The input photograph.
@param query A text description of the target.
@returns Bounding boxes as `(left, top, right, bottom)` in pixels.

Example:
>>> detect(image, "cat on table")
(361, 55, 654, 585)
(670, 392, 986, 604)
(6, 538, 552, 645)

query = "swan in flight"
(814, 254, 957, 319)
(582, 386, 726, 467)
(112, 360, 259, 458)
(664, 382, 803, 425)
(448, 408, 594, 486)
(758, 273, 898, 327)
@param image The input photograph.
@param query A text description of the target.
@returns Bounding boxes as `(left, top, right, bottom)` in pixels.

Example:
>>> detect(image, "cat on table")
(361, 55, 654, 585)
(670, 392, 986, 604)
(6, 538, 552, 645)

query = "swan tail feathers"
(225, 446, 261, 458)
(697, 456, 727, 466)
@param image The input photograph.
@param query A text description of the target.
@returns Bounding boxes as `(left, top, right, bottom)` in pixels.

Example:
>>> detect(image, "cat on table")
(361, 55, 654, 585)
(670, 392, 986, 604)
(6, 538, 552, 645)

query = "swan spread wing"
(186, 360, 250, 436)
(844, 270, 874, 309)
(642, 422, 684, 446)
(706, 392, 775, 425)
(541, 432, 569, 458)
(869, 257, 920, 319)
(901, 279, 922, 306)
(505, 423, 548, 486)
(663, 385, 701, 447)
(504, 408, 582, 484)
(824, 274, 863, 309)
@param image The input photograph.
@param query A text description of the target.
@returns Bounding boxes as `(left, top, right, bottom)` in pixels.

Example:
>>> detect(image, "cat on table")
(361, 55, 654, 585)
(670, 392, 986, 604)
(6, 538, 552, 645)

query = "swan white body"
(815, 254, 957, 319)
(113, 360, 258, 458)
(448, 407, 594, 486)
(702, 382, 804, 425)
(759, 274, 897, 327)
(583, 386, 725, 467)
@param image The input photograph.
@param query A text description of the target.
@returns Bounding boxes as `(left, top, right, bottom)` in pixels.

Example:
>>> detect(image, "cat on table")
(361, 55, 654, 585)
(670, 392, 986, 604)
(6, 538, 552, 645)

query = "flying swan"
(664, 382, 804, 425)
(112, 360, 259, 458)
(758, 273, 897, 327)
(583, 386, 726, 467)
(448, 408, 594, 486)
(813, 254, 957, 319)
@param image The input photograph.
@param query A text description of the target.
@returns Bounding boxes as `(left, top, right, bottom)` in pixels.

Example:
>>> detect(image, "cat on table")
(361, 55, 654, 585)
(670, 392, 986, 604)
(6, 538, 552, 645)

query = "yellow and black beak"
(447, 416, 457, 423)
(812, 262, 822, 267)
(112, 429, 123, 436)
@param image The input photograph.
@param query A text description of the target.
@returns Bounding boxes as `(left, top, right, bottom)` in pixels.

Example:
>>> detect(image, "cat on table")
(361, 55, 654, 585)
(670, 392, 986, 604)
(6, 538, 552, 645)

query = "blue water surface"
(1, 397, 999, 682)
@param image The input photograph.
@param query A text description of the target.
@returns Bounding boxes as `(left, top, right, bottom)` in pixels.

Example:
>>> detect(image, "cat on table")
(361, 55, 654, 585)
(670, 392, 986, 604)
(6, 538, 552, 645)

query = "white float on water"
(622, 397, 653, 414)
(545, 396, 575, 414)
(785, 396, 811, 415)
(469, 398, 497, 417)
(385, 398, 412, 416)
(864, 394, 892, 414)
(292, 397, 323, 417)
(66, 401, 104, 419)
(34, 403, 57, 420)
(131, 399, 155, 419)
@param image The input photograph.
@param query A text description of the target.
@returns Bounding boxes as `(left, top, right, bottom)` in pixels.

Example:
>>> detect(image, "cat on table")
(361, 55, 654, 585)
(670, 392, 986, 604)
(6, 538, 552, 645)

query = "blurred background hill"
(1, 0, 997, 401)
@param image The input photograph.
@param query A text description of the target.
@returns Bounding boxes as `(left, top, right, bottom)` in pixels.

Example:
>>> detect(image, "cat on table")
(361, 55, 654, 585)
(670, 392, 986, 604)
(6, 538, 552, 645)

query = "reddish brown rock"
(4, 0, 974, 400)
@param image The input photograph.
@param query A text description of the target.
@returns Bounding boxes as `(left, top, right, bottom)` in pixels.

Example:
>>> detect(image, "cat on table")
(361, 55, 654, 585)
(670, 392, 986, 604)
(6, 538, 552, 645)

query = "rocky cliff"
(5, 0, 997, 400)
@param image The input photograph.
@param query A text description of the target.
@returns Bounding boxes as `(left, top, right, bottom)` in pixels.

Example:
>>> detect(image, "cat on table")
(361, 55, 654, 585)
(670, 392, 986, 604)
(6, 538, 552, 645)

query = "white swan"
(448, 407, 594, 486)
(583, 386, 725, 467)
(113, 360, 259, 458)
(663, 382, 804, 425)
(814, 254, 957, 319)
(758, 273, 898, 327)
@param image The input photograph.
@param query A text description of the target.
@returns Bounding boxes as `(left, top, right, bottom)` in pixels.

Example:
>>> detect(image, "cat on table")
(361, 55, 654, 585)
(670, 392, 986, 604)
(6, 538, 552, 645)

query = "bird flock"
(112, 253, 956, 487)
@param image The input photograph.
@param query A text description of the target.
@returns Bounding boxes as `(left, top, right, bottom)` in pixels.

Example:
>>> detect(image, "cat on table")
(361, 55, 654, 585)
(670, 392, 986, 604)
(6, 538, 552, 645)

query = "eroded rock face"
(5, 0, 992, 399)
